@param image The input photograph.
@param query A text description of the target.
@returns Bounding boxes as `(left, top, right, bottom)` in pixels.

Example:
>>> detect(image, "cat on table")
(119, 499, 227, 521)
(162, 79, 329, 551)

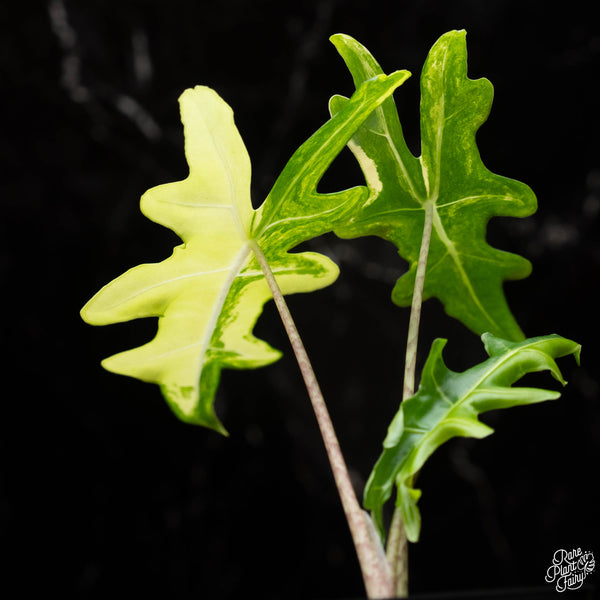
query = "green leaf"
(364, 333, 581, 542)
(81, 72, 409, 433)
(330, 30, 536, 340)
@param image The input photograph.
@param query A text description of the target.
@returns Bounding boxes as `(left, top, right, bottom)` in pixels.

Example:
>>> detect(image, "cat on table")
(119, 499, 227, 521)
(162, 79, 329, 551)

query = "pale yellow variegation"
(82, 73, 408, 432)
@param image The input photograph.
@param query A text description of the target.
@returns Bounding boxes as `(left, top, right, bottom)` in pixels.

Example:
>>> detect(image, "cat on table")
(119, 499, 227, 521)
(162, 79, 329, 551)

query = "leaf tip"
(387, 69, 412, 88)
(160, 382, 230, 435)
(328, 93, 348, 117)
(329, 32, 358, 52)
(80, 291, 111, 326)
(79, 303, 92, 324)
(397, 480, 423, 543)
(574, 343, 582, 367)
(441, 28, 468, 42)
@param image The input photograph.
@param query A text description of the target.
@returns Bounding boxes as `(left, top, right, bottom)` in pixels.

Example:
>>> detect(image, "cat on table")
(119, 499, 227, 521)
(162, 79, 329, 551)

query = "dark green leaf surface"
(364, 333, 581, 542)
(330, 31, 536, 340)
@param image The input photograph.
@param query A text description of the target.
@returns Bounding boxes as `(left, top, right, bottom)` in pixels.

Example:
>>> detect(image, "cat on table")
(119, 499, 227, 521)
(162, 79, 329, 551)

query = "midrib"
(421, 42, 500, 334)
(399, 340, 538, 475)
(193, 122, 253, 381)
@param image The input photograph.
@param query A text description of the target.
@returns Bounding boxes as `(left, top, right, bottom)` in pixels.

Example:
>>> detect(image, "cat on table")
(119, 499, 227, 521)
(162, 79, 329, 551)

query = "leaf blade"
(81, 73, 410, 431)
(363, 333, 581, 542)
(330, 31, 537, 340)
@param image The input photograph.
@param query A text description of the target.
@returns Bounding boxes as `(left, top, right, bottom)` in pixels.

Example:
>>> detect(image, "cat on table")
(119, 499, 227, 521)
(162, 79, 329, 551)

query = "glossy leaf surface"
(364, 333, 581, 542)
(330, 31, 536, 340)
(81, 73, 408, 432)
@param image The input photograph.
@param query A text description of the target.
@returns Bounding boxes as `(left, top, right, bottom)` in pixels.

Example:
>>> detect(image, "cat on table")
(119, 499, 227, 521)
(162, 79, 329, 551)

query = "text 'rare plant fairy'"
(81, 30, 580, 599)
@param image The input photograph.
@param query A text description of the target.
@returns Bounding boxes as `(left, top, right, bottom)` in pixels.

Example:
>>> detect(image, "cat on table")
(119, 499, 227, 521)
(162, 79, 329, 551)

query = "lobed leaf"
(81, 71, 409, 433)
(329, 30, 537, 340)
(364, 333, 581, 542)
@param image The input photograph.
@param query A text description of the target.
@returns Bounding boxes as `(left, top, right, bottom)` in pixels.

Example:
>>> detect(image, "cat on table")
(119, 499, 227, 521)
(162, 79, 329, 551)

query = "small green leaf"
(81, 71, 409, 432)
(364, 333, 581, 542)
(330, 31, 536, 340)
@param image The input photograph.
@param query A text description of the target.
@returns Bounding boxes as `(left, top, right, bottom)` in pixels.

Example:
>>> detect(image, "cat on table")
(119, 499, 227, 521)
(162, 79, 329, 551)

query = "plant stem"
(388, 200, 434, 597)
(386, 505, 408, 596)
(250, 240, 393, 600)
(402, 201, 434, 402)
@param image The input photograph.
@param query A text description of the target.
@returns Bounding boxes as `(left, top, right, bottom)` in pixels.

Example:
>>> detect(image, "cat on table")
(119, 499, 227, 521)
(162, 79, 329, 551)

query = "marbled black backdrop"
(2, 1, 599, 598)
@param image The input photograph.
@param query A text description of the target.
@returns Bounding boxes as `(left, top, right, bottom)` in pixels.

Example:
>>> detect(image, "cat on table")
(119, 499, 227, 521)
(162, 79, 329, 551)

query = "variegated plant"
(81, 31, 580, 599)
(81, 73, 408, 433)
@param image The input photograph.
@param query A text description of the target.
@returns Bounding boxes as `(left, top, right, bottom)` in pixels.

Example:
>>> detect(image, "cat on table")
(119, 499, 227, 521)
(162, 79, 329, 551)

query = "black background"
(2, 1, 599, 598)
